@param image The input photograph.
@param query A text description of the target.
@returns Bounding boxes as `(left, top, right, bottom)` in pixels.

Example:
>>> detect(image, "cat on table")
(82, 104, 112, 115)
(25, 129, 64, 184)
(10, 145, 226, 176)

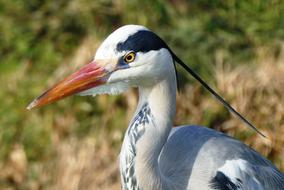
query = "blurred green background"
(1, 0, 284, 189)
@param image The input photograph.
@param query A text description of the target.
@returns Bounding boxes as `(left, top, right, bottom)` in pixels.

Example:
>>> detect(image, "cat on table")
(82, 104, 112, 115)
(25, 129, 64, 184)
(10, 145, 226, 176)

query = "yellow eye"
(124, 52, 136, 63)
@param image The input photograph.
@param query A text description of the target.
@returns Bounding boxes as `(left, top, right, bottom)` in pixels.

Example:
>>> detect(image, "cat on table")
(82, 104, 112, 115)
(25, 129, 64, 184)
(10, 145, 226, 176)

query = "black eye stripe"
(116, 30, 169, 53)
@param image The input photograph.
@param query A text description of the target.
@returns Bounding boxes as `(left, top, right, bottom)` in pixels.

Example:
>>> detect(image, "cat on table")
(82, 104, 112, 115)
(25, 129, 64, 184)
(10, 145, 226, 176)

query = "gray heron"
(27, 25, 284, 190)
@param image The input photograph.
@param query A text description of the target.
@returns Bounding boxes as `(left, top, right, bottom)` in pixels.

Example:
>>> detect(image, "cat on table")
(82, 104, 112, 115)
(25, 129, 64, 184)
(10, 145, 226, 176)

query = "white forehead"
(95, 25, 149, 59)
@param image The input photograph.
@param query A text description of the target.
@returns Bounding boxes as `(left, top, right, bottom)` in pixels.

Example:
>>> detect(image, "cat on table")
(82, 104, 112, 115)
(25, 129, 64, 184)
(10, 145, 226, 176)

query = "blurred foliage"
(0, 0, 284, 189)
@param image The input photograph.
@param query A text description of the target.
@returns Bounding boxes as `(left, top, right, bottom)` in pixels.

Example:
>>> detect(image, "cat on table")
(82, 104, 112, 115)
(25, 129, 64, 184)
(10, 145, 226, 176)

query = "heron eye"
(124, 52, 136, 63)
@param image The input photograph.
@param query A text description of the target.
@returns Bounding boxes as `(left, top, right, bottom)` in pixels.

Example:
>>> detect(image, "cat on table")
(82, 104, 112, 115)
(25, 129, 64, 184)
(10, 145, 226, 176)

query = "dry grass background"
(1, 39, 283, 190)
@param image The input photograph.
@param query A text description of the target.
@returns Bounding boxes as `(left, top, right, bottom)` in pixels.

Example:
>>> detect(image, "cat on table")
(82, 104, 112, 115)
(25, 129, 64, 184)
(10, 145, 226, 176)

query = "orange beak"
(27, 59, 113, 110)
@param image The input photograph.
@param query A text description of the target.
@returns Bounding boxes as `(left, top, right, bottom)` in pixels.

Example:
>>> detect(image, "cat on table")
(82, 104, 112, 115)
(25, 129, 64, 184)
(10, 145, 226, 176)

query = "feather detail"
(78, 81, 130, 96)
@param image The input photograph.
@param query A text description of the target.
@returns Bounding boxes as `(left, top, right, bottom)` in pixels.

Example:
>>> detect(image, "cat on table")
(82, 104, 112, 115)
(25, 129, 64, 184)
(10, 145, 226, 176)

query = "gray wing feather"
(210, 162, 284, 190)
(244, 163, 284, 189)
(159, 125, 284, 190)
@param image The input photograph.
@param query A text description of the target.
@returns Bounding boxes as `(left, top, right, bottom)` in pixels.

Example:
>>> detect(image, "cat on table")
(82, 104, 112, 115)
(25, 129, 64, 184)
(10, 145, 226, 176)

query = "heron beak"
(27, 59, 115, 110)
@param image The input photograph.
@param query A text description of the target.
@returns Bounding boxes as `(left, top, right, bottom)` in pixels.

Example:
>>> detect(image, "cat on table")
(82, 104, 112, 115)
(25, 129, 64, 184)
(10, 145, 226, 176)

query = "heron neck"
(120, 66, 177, 190)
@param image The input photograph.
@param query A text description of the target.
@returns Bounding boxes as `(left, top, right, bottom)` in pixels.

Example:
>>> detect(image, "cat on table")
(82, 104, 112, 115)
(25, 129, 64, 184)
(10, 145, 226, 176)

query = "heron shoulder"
(160, 126, 284, 189)
(210, 159, 284, 190)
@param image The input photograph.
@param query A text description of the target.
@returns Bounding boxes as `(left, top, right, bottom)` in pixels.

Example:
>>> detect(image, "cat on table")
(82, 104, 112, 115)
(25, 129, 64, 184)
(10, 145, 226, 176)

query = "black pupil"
(127, 55, 132, 61)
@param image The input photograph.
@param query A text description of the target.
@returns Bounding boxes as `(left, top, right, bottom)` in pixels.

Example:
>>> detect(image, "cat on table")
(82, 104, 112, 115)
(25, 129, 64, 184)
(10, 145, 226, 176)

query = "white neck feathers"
(120, 59, 177, 190)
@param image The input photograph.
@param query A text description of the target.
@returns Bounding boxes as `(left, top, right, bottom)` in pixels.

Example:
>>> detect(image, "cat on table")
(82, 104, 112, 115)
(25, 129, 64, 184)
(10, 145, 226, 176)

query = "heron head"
(27, 25, 265, 137)
(27, 25, 174, 110)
